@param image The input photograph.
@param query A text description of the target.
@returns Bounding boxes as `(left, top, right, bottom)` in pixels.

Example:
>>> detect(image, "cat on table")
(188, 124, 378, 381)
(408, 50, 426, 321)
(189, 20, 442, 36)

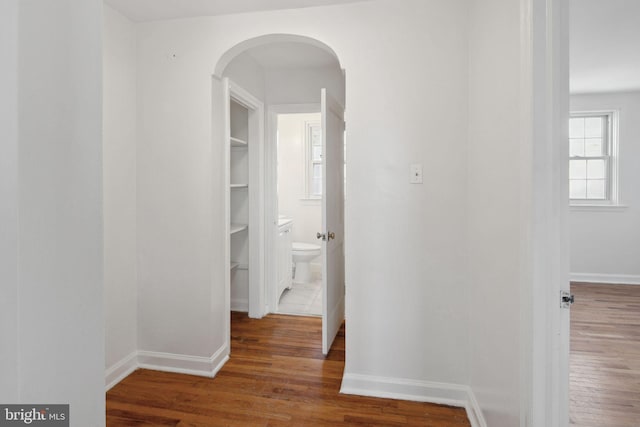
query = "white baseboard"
(105, 351, 138, 391)
(138, 344, 229, 378)
(571, 273, 640, 285)
(465, 388, 485, 427)
(340, 373, 486, 427)
(231, 297, 249, 312)
(105, 345, 229, 390)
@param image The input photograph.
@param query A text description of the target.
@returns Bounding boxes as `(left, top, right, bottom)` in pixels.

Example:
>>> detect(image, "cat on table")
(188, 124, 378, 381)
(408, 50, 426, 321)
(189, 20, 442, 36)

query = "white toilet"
(292, 242, 321, 284)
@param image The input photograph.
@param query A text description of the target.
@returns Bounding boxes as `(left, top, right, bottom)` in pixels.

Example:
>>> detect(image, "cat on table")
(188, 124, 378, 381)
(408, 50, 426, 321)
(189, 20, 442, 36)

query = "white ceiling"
(243, 42, 339, 69)
(571, 0, 640, 94)
(104, 0, 371, 22)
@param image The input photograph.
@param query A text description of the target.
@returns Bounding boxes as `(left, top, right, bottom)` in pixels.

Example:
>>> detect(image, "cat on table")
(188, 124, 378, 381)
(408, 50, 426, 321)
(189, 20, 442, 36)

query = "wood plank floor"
(570, 282, 640, 427)
(107, 312, 470, 426)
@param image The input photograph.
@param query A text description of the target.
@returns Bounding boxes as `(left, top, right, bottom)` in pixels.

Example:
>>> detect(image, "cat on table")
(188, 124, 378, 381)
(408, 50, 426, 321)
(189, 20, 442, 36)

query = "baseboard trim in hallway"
(138, 345, 229, 378)
(105, 351, 138, 391)
(570, 273, 640, 285)
(105, 345, 229, 391)
(341, 373, 486, 427)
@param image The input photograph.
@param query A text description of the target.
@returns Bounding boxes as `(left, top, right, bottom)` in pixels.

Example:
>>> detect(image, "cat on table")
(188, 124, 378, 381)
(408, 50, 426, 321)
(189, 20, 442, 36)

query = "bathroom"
(277, 112, 323, 315)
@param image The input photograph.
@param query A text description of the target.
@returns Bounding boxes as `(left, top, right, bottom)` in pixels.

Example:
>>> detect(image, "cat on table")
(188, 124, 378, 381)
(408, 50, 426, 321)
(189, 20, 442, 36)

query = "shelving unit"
(221, 79, 264, 319)
(229, 97, 250, 312)
(230, 137, 248, 147)
(230, 224, 248, 235)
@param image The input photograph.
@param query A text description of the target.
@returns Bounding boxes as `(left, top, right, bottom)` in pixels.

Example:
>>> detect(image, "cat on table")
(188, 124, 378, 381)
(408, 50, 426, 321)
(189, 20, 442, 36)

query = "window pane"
(570, 180, 587, 199)
(570, 139, 585, 157)
(569, 118, 585, 138)
(311, 126, 322, 145)
(307, 123, 322, 197)
(312, 178, 322, 195)
(569, 159, 587, 179)
(313, 163, 322, 180)
(584, 138, 603, 156)
(312, 146, 322, 162)
(587, 159, 605, 179)
(584, 117, 603, 138)
(587, 180, 605, 199)
(569, 113, 613, 203)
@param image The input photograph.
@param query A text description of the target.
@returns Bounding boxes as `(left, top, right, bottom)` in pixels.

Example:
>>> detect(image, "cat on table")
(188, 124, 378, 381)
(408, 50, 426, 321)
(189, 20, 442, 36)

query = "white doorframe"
(523, 0, 570, 425)
(225, 80, 266, 320)
(265, 104, 321, 314)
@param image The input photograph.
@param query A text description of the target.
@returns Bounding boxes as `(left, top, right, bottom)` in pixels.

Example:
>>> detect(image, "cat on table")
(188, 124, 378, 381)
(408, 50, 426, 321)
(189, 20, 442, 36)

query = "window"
(304, 121, 322, 198)
(569, 112, 618, 204)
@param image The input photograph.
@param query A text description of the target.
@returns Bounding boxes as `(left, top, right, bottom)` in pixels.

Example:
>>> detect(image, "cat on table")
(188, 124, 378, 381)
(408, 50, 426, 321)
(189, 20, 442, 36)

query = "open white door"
(320, 88, 345, 355)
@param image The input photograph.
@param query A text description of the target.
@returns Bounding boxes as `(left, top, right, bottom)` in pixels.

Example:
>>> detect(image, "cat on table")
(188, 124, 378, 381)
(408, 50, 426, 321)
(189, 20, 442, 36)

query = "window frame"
(303, 120, 322, 200)
(569, 110, 620, 207)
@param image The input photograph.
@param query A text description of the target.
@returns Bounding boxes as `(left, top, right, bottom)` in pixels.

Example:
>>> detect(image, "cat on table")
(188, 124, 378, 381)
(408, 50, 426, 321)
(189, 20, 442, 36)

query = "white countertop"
(278, 216, 293, 228)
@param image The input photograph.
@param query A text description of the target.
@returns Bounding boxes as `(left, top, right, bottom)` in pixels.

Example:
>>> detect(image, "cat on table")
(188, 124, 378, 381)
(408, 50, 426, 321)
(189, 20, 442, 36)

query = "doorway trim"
(523, 0, 570, 425)
(265, 103, 321, 314)
(213, 34, 345, 325)
(213, 34, 341, 79)
(223, 79, 265, 321)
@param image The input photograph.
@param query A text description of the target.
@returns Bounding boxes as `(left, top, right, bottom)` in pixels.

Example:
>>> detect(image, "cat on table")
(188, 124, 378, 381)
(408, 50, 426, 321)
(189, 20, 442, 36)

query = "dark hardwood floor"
(570, 282, 640, 427)
(107, 312, 470, 426)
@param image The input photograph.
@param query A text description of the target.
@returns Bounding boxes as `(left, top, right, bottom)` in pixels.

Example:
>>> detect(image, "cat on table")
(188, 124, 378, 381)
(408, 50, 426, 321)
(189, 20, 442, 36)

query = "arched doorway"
(213, 34, 346, 355)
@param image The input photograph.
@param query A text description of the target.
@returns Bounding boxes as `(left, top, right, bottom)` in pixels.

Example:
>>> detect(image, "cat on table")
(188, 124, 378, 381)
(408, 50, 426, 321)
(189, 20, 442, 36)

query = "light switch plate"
(410, 164, 423, 184)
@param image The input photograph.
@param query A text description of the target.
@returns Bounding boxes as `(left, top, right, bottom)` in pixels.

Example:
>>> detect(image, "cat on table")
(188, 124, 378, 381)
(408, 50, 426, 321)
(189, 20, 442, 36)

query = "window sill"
(570, 204, 628, 212)
(300, 198, 321, 206)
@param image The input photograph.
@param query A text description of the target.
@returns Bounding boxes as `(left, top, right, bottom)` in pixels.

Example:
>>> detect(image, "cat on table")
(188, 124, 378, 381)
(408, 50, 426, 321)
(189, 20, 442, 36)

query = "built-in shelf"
(230, 262, 249, 272)
(230, 137, 248, 147)
(230, 224, 248, 235)
(229, 95, 252, 313)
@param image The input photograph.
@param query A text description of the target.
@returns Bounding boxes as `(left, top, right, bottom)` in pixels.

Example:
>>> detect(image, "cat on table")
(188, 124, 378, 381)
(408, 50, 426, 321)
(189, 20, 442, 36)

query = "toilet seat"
(292, 242, 320, 252)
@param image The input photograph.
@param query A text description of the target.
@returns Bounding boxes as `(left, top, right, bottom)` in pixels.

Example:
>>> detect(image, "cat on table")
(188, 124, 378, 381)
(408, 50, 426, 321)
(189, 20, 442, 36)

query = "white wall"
(224, 55, 345, 108)
(266, 65, 345, 106)
(467, 0, 522, 425)
(104, 5, 138, 381)
(136, 19, 222, 359)
(570, 91, 640, 283)
(0, 0, 19, 403)
(13, 0, 105, 424)
(223, 52, 266, 102)
(277, 113, 322, 247)
(136, 0, 470, 398)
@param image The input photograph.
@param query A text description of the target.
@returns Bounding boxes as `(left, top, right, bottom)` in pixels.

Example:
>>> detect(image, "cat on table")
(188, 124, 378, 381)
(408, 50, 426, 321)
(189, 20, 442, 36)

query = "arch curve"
(213, 33, 343, 78)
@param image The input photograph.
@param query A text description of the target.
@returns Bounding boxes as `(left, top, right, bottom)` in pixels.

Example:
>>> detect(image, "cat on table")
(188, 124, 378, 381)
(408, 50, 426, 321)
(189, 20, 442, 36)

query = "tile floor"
(277, 279, 322, 316)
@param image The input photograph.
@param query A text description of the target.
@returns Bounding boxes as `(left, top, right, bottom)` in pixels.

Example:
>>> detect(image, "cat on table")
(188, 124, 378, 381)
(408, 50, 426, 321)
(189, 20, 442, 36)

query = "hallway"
(106, 313, 470, 426)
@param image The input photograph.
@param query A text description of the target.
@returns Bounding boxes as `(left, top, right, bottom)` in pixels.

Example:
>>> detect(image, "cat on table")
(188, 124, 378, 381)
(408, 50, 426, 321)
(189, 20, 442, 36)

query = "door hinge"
(560, 290, 575, 309)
